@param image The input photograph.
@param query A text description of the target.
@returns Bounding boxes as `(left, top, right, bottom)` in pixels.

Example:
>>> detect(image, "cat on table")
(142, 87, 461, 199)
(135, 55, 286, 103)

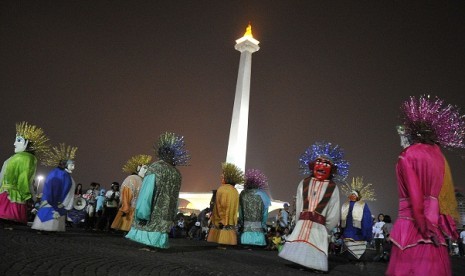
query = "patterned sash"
(302, 177, 336, 214)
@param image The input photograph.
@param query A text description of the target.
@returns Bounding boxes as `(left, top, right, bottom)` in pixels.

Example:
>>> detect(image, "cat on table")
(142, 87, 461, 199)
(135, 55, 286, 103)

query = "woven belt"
(299, 211, 326, 225)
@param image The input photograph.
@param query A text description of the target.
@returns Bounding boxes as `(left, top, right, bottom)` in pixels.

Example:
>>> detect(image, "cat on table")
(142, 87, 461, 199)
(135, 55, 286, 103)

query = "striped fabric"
(343, 240, 367, 259)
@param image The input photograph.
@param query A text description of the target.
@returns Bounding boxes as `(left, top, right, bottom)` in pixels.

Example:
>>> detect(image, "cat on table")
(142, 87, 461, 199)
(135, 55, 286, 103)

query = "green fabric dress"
(239, 189, 269, 246)
(0, 152, 37, 223)
(126, 160, 181, 248)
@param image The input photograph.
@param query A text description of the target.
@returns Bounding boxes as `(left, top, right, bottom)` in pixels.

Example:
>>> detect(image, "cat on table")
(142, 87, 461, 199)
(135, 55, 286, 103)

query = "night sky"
(1, 1, 465, 218)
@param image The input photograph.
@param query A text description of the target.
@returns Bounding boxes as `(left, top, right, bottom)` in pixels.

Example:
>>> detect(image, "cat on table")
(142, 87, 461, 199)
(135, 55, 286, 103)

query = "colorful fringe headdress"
(15, 121, 50, 160)
(42, 143, 78, 167)
(244, 169, 268, 190)
(400, 95, 465, 149)
(155, 132, 190, 166)
(221, 162, 244, 185)
(122, 154, 152, 174)
(299, 141, 349, 182)
(341, 177, 376, 201)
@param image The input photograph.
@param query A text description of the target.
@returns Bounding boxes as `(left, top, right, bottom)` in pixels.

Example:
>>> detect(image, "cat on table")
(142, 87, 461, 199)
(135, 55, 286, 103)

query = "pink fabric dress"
(386, 144, 452, 276)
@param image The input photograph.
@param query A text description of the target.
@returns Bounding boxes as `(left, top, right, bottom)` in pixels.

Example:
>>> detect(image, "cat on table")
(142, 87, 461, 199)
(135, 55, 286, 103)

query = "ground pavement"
(0, 224, 463, 276)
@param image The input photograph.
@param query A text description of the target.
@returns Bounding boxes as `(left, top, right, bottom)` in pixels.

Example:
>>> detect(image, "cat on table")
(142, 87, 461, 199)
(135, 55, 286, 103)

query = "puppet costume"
(32, 144, 77, 232)
(126, 132, 189, 249)
(340, 177, 375, 260)
(0, 152, 37, 223)
(279, 142, 348, 272)
(207, 163, 243, 246)
(111, 154, 151, 232)
(0, 122, 49, 224)
(239, 169, 270, 246)
(387, 95, 463, 276)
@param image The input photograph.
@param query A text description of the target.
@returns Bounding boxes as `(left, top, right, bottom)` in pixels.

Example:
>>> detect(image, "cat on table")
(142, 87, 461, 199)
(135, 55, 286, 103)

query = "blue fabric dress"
(31, 167, 75, 231)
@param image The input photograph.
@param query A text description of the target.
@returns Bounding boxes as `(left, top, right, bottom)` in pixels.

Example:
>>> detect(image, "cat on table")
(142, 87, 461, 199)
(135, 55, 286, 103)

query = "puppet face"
(349, 192, 359, 202)
(399, 135, 410, 149)
(66, 161, 75, 173)
(138, 165, 148, 178)
(14, 136, 28, 153)
(313, 158, 332, 181)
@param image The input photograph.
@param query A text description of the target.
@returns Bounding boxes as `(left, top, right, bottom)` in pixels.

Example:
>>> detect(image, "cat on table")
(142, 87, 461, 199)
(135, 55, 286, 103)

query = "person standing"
(279, 141, 348, 273)
(340, 177, 375, 261)
(104, 182, 120, 231)
(207, 163, 243, 247)
(459, 227, 465, 257)
(111, 154, 151, 232)
(381, 214, 393, 261)
(94, 188, 106, 230)
(83, 182, 98, 230)
(32, 143, 77, 232)
(277, 203, 290, 232)
(387, 95, 463, 276)
(197, 207, 211, 239)
(239, 168, 271, 247)
(0, 122, 50, 227)
(126, 132, 190, 249)
(372, 213, 385, 259)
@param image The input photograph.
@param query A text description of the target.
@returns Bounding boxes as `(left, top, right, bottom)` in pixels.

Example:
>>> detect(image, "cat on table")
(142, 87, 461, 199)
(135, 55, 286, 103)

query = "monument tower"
(225, 23, 260, 172)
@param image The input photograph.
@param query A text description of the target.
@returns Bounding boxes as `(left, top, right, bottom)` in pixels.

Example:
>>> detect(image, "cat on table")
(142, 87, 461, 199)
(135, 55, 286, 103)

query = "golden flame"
(243, 23, 253, 38)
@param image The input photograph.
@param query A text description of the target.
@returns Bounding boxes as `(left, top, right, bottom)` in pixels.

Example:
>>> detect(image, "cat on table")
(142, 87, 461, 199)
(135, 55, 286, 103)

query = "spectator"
(277, 203, 290, 231)
(188, 221, 202, 240)
(281, 227, 290, 242)
(266, 230, 283, 251)
(329, 232, 343, 255)
(459, 226, 465, 257)
(75, 183, 83, 196)
(104, 182, 120, 231)
(83, 182, 98, 230)
(197, 207, 211, 239)
(95, 189, 106, 230)
(372, 213, 385, 260)
(380, 215, 393, 261)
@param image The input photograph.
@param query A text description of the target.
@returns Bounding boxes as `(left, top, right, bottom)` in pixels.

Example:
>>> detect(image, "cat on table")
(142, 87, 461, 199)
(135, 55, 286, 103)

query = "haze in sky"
(1, 1, 465, 218)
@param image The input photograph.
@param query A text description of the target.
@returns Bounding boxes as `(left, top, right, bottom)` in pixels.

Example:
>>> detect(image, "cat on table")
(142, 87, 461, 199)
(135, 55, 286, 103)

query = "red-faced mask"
(349, 193, 359, 202)
(313, 158, 332, 181)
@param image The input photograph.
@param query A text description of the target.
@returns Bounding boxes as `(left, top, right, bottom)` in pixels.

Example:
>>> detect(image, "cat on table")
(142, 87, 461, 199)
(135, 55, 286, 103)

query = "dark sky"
(1, 1, 465, 218)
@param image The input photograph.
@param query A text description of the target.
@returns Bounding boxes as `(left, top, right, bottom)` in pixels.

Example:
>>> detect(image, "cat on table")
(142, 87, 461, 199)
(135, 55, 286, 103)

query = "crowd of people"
(1, 95, 465, 275)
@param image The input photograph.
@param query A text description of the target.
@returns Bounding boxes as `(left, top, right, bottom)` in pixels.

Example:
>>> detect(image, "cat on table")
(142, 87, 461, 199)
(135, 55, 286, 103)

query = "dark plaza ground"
(0, 224, 464, 276)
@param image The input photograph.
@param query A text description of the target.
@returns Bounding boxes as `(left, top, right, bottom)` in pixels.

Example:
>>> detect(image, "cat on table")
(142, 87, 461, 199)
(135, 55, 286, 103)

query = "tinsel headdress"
(42, 143, 78, 167)
(122, 154, 153, 174)
(299, 141, 349, 182)
(400, 95, 465, 149)
(341, 177, 376, 201)
(244, 169, 268, 190)
(221, 162, 244, 185)
(155, 132, 190, 166)
(15, 121, 50, 159)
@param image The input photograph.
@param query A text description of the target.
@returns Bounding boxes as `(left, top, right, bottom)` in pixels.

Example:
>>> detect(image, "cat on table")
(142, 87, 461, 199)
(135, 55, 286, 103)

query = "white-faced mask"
(400, 135, 410, 149)
(14, 136, 28, 153)
(66, 161, 75, 173)
(138, 165, 148, 178)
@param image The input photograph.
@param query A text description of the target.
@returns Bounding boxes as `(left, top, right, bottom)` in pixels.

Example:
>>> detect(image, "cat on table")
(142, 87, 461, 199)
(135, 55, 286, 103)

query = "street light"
(36, 175, 44, 196)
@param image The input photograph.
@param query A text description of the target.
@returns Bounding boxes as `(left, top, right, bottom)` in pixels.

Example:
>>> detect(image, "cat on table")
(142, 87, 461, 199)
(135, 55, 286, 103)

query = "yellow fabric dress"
(111, 174, 142, 231)
(207, 183, 239, 245)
